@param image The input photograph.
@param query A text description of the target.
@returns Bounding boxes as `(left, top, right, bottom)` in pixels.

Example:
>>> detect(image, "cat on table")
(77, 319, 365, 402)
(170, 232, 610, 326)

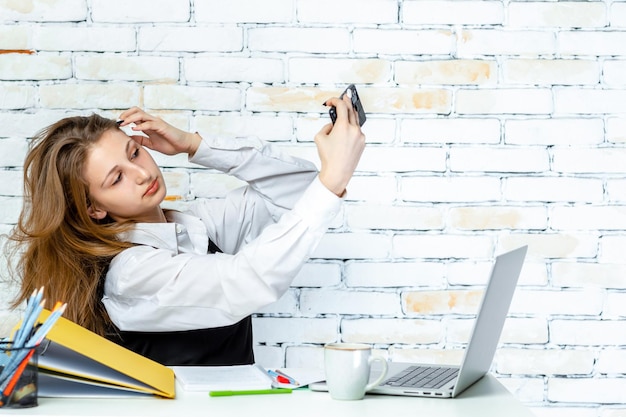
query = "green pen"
(209, 388, 293, 397)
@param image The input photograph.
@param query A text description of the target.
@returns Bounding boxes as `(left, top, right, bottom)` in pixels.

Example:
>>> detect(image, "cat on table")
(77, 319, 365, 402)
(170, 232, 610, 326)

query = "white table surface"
(0, 374, 534, 417)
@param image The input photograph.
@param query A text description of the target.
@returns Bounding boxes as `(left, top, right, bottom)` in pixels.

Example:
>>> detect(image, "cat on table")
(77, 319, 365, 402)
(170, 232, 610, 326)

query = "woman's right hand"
(118, 107, 202, 157)
(315, 94, 366, 197)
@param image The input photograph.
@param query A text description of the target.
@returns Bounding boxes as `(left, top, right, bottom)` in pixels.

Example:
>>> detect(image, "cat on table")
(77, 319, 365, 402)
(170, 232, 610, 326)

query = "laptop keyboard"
(382, 366, 459, 389)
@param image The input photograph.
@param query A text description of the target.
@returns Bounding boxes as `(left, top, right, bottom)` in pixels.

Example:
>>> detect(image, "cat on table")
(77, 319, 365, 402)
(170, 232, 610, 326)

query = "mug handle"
(364, 356, 389, 392)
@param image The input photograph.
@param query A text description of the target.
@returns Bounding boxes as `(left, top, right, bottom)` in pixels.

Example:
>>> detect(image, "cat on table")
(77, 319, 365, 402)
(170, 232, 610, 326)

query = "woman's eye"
(112, 173, 122, 185)
(131, 148, 139, 160)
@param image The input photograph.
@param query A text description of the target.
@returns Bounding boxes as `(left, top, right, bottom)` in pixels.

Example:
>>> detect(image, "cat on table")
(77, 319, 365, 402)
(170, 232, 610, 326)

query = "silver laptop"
(310, 245, 527, 398)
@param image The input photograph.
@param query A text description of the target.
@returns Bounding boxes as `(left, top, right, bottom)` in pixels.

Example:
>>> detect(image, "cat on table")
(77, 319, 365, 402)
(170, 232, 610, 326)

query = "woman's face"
(83, 129, 166, 223)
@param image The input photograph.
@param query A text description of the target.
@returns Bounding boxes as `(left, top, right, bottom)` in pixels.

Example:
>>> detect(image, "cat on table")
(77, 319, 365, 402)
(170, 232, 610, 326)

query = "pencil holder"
(0, 342, 40, 408)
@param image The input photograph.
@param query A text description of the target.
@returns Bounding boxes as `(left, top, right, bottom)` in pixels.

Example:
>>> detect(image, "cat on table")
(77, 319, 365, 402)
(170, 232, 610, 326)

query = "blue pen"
(13, 288, 42, 348)
(14, 299, 44, 348)
(12, 290, 36, 344)
(29, 304, 66, 345)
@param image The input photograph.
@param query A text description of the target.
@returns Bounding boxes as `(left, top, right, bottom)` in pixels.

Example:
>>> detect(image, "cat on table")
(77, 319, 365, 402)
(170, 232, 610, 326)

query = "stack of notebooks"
(33, 309, 175, 399)
(172, 364, 324, 393)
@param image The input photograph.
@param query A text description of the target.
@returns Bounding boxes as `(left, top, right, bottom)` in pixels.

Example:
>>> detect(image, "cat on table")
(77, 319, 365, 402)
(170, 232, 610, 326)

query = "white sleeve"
(103, 178, 341, 332)
(188, 137, 321, 254)
(189, 136, 319, 209)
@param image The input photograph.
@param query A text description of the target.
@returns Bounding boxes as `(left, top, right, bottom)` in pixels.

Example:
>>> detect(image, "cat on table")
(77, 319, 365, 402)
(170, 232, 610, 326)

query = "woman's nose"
(132, 165, 151, 184)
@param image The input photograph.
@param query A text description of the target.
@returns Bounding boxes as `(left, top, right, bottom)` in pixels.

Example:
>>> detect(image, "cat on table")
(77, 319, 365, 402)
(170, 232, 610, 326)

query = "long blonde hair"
(5, 114, 134, 336)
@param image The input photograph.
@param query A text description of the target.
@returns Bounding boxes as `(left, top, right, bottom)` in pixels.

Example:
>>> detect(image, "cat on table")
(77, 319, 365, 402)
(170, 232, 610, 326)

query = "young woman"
(6, 97, 365, 366)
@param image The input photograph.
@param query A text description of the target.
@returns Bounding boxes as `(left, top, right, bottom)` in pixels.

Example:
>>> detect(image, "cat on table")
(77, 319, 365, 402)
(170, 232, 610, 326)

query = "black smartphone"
(329, 84, 366, 127)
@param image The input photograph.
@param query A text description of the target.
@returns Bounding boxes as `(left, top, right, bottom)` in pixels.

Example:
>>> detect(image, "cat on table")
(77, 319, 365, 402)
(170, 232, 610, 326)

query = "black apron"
(104, 239, 254, 366)
(107, 316, 254, 366)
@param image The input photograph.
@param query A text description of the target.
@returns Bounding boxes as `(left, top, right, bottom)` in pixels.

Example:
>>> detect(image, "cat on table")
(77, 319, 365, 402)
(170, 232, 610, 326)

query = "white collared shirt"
(102, 136, 342, 331)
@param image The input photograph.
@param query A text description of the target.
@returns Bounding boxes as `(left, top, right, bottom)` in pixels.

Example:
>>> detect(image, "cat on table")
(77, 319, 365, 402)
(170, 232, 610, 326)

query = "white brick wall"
(1, 0, 625, 414)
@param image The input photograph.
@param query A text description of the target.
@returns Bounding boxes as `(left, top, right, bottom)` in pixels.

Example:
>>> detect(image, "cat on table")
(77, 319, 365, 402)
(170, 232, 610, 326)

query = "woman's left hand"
(315, 94, 366, 196)
(118, 107, 202, 156)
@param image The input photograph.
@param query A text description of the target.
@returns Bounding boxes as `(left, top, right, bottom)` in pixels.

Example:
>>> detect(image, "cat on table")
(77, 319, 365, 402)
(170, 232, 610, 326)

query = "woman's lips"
(144, 179, 159, 196)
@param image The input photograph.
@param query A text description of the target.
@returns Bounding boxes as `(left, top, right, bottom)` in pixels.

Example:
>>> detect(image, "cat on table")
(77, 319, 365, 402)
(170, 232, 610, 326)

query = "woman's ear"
(87, 204, 107, 220)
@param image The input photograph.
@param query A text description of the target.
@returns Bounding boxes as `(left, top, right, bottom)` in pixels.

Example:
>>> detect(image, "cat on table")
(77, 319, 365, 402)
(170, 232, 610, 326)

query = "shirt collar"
(120, 211, 209, 255)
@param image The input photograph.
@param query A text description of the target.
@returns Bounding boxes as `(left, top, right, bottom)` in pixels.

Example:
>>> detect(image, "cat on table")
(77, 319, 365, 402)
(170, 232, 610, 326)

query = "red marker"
(273, 369, 299, 386)
(276, 375, 290, 384)
(267, 369, 291, 385)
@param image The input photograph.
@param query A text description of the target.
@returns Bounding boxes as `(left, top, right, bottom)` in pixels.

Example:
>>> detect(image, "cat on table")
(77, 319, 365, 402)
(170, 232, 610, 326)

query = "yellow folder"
(34, 309, 175, 399)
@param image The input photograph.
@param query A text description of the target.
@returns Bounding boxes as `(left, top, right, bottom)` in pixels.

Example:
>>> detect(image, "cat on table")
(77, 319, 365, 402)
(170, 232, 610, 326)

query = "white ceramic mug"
(323, 342, 389, 400)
